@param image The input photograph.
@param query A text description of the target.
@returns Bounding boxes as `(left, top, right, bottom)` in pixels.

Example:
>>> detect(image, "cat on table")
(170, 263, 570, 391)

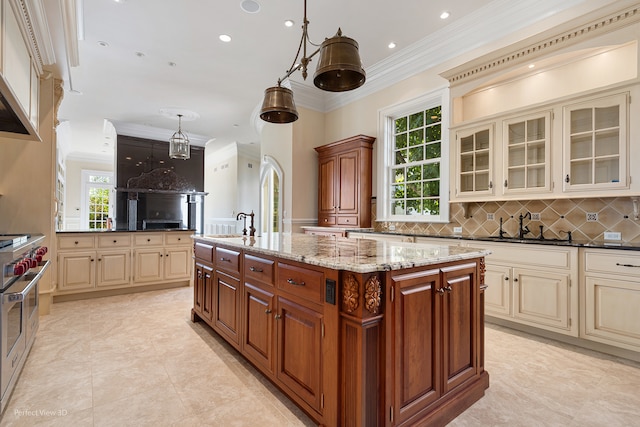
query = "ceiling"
(43, 0, 624, 162)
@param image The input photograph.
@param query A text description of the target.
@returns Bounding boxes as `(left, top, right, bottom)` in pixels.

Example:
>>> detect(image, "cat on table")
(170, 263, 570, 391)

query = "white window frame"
(376, 88, 450, 223)
(80, 170, 114, 230)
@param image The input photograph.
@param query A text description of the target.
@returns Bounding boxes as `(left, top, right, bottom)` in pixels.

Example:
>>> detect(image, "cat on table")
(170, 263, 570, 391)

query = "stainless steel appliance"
(0, 234, 48, 414)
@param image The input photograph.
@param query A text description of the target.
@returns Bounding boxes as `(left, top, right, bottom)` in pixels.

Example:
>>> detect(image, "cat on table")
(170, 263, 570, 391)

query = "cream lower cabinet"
(133, 232, 192, 283)
(57, 231, 191, 295)
(482, 242, 578, 336)
(581, 249, 640, 351)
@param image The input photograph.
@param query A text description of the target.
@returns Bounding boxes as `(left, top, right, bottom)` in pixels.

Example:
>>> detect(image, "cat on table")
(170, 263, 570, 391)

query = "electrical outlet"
(453, 226, 463, 234)
(487, 213, 494, 221)
(531, 213, 541, 221)
(586, 212, 598, 222)
(388, 224, 396, 231)
(604, 232, 621, 240)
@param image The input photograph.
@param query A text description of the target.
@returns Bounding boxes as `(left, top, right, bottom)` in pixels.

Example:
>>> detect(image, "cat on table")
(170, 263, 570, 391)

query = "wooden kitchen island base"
(191, 234, 489, 426)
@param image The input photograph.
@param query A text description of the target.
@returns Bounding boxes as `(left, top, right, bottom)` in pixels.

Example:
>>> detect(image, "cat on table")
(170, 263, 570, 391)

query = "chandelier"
(168, 114, 190, 160)
(259, 0, 366, 124)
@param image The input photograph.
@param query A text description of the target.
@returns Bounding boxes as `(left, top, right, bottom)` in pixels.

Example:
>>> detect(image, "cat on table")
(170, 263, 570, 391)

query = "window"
(259, 156, 283, 234)
(377, 90, 450, 222)
(81, 170, 114, 230)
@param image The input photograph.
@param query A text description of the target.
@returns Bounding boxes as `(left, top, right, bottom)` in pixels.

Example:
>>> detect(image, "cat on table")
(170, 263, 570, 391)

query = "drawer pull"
(249, 266, 263, 272)
(113, 240, 117, 243)
(287, 278, 305, 286)
(74, 241, 79, 245)
(220, 257, 230, 262)
(504, 277, 509, 281)
(445, 286, 452, 293)
(616, 262, 640, 268)
(274, 314, 282, 320)
(265, 309, 272, 314)
(436, 288, 446, 294)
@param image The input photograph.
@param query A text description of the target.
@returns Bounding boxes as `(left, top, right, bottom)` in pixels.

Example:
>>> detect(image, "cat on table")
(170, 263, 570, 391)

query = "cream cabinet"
(563, 92, 628, 192)
(57, 231, 192, 296)
(347, 231, 415, 243)
(480, 241, 579, 336)
(454, 124, 494, 198)
(133, 232, 192, 283)
(581, 249, 640, 351)
(57, 235, 131, 292)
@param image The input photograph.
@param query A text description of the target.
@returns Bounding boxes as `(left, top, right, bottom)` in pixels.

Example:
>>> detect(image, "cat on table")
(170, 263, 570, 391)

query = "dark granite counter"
(346, 229, 640, 251)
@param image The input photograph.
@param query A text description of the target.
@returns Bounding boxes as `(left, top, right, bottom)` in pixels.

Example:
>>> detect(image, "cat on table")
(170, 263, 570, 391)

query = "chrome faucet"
(236, 211, 256, 237)
(518, 212, 532, 239)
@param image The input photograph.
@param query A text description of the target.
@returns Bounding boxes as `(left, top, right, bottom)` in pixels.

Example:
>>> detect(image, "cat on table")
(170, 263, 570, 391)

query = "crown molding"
(8, 0, 57, 73)
(441, 3, 640, 86)
(292, 0, 619, 113)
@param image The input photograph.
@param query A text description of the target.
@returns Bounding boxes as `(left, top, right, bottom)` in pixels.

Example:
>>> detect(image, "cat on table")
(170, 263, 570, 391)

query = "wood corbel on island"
(191, 234, 489, 426)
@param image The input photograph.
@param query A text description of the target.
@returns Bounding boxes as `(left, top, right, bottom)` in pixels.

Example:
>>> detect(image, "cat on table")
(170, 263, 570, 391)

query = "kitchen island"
(191, 233, 490, 426)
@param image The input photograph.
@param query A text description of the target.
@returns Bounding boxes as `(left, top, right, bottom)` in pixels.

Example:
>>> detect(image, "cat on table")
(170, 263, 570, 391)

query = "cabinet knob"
(90, 258, 95, 262)
(274, 314, 282, 320)
(160, 254, 163, 257)
(249, 266, 263, 272)
(436, 288, 446, 294)
(113, 240, 117, 243)
(220, 257, 230, 262)
(165, 253, 169, 257)
(445, 286, 452, 292)
(98, 258, 102, 262)
(565, 174, 570, 183)
(74, 241, 79, 245)
(505, 277, 509, 281)
(513, 278, 518, 282)
(489, 181, 493, 189)
(147, 238, 151, 242)
(504, 180, 508, 187)
(178, 238, 181, 241)
(265, 309, 272, 314)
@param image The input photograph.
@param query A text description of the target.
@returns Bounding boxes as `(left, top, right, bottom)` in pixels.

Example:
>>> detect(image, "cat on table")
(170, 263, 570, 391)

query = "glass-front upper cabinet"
(455, 124, 494, 198)
(563, 93, 628, 192)
(503, 111, 551, 194)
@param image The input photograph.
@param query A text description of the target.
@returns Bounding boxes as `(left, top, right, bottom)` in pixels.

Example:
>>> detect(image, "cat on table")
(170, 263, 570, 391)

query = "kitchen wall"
(373, 197, 640, 243)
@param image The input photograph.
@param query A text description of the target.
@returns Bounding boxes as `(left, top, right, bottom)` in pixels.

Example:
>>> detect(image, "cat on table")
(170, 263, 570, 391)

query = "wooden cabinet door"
(194, 263, 205, 315)
(96, 250, 130, 287)
(164, 246, 191, 280)
(337, 150, 359, 214)
(58, 251, 96, 291)
(133, 248, 164, 283)
(512, 267, 571, 331)
(214, 270, 241, 347)
(441, 263, 478, 394)
(195, 263, 214, 322)
(389, 268, 441, 424)
(243, 282, 275, 374)
(483, 264, 511, 317)
(318, 155, 337, 216)
(276, 296, 323, 413)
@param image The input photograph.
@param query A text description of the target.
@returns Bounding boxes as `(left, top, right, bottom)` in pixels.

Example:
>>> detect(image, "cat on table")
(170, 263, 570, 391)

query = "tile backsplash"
(374, 197, 640, 243)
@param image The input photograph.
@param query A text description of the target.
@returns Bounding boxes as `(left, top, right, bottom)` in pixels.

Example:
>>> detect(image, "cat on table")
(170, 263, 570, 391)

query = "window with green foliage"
(81, 170, 114, 230)
(378, 91, 449, 222)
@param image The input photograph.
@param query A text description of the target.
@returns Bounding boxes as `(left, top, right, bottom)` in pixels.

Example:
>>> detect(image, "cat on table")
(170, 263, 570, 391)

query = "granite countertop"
(348, 229, 640, 251)
(57, 229, 196, 234)
(194, 233, 490, 273)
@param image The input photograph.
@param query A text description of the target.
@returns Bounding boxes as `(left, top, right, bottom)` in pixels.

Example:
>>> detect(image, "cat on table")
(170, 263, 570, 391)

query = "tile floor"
(2, 286, 640, 426)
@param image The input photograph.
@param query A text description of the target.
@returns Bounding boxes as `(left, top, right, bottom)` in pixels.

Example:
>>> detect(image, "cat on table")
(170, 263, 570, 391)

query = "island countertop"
(193, 232, 490, 273)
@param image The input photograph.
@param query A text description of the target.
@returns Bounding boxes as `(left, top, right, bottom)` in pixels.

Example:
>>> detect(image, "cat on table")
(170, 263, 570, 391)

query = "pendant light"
(259, 0, 365, 124)
(169, 114, 190, 160)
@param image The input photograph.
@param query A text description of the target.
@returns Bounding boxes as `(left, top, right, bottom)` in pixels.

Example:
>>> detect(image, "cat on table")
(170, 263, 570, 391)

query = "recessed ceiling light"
(440, 11, 450, 20)
(135, 51, 145, 58)
(528, 64, 535, 69)
(97, 41, 109, 47)
(284, 20, 294, 28)
(240, 0, 260, 13)
(388, 42, 396, 49)
(168, 61, 177, 67)
(219, 34, 232, 43)
(125, 156, 132, 160)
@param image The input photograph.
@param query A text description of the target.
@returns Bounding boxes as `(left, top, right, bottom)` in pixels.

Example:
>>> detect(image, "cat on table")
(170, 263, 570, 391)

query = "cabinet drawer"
(98, 235, 131, 248)
(337, 216, 358, 226)
(134, 233, 164, 246)
(58, 235, 95, 249)
(244, 254, 275, 286)
(318, 215, 336, 225)
(277, 262, 323, 303)
(165, 233, 191, 245)
(584, 250, 640, 276)
(485, 242, 574, 269)
(216, 247, 240, 274)
(194, 242, 214, 262)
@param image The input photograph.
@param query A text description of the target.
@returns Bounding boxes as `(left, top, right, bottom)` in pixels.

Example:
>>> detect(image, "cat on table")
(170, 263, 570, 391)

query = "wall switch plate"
(487, 213, 495, 220)
(604, 232, 621, 240)
(531, 213, 541, 221)
(586, 212, 598, 222)
(388, 224, 396, 231)
(453, 226, 463, 234)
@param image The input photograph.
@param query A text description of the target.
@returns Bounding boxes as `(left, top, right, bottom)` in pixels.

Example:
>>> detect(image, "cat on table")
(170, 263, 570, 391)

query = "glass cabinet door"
(456, 125, 494, 197)
(563, 93, 628, 191)
(503, 111, 551, 194)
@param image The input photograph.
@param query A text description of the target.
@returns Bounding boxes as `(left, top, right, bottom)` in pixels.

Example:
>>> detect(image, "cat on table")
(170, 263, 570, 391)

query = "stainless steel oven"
(0, 234, 48, 415)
